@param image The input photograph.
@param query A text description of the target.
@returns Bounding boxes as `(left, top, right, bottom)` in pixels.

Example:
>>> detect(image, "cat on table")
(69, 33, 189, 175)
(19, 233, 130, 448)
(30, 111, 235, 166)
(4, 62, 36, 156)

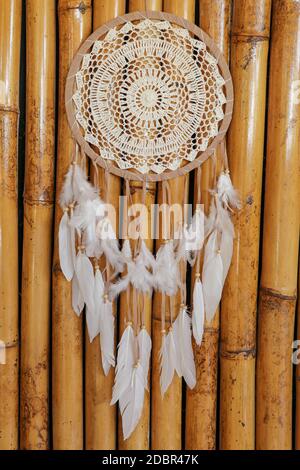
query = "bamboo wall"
(0, 0, 299, 450)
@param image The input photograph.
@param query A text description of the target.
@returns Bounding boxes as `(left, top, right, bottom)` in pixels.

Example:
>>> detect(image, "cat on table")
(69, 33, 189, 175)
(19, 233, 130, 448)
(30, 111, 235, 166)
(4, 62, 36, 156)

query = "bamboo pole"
(0, 0, 22, 450)
(117, 0, 161, 453)
(151, 0, 195, 451)
(85, 0, 125, 450)
(185, 0, 231, 450)
(219, 0, 271, 450)
(296, 266, 300, 450)
(20, 0, 56, 450)
(256, 0, 300, 450)
(52, 0, 92, 450)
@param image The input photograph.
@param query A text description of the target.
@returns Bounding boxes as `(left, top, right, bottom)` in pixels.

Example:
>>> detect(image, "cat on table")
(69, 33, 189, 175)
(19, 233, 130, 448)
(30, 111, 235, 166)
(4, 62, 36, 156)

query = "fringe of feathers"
(58, 162, 240, 440)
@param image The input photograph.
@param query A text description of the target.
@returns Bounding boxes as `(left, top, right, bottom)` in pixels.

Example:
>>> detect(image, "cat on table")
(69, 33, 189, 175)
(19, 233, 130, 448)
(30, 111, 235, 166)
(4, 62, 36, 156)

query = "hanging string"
(162, 180, 171, 240)
(212, 149, 218, 188)
(133, 287, 138, 336)
(123, 179, 132, 326)
(126, 283, 132, 326)
(220, 139, 229, 172)
(196, 166, 202, 207)
(195, 166, 202, 276)
(103, 169, 112, 294)
(92, 158, 99, 189)
(161, 293, 166, 334)
(169, 295, 174, 327)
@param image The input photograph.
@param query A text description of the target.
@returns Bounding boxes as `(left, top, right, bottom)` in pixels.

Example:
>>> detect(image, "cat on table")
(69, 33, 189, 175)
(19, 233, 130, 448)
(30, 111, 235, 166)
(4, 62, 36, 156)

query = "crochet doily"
(66, 12, 233, 180)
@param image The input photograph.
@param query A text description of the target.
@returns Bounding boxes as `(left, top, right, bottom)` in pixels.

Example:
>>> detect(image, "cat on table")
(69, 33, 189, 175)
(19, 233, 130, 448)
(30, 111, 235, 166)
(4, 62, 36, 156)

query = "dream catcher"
(61, 11, 239, 439)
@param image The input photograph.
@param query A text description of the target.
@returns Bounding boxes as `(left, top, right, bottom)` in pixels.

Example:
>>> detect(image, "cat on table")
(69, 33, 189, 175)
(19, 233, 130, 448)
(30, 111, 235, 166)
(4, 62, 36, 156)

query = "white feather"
(173, 308, 196, 389)
(71, 273, 84, 316)
(122, 239, 132, 260)
(130, 253, 153, 293)
(137, 328, 152, 390)
(140, 240, 156, 271)
(75, 251, 95, 314)
(154, 241, 181, 296)
(86, 307, 100, 343)
(72, 164, 98, 202)
(94, 266, 105, 296)
(202, 230, 223, 321)
(159, 330, 178, 396)
(99, 300, 115, 375)
(109, 248, 153, 298)
(220, 229, 233, 284)
(215, 197, 235, 237)
(109, 276, 130, 300)
(192, 278, 205, 346)
(70, 199, 96, 230)
(59, 211, 75, 281)
(215, 198, 234, 284)
(70, 198, 104, 259)
(85, 268, 103, 343)
(97, 218, 124, 273)
(175, 224, 190, 263)
(119, 363, 145, 440)
(111, 324, 135, 405)
(59, 164, 74, 208)
(217, 172, 241, 210)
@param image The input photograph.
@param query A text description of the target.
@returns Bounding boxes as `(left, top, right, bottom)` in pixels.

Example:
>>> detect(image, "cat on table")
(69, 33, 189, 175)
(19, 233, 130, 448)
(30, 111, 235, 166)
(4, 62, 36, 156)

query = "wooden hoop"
(65, 11, 234, 182)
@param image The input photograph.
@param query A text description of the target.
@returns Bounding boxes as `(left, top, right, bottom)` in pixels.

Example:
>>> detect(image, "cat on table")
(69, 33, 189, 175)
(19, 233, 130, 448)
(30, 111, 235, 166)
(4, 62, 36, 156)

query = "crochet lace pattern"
(72, 19, 226, 175)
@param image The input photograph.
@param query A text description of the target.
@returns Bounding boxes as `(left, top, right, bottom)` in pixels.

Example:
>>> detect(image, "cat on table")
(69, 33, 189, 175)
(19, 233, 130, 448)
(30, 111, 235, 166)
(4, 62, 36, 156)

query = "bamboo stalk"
(256, 0, 300, 450)
(151, 0, 195, 451)
(52, 0, 92, 450)
(117, 0, 161, 452)
(85, 0, 125, 450)
(185, 0, 231, 450)
(0, 0, 22, 450)
(219, 0, 271, 450)
(20, 0, 56, 450)
(296, 265, 300, 450)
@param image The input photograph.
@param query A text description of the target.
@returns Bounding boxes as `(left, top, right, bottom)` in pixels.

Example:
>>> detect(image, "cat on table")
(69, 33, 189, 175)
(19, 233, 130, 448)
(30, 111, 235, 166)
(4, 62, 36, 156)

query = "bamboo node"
(78, 2, 87, 14)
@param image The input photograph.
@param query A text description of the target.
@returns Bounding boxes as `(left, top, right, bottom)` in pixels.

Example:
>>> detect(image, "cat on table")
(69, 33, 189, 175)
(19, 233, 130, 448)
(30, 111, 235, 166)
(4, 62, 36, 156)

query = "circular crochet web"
(67, 14, 232, 179)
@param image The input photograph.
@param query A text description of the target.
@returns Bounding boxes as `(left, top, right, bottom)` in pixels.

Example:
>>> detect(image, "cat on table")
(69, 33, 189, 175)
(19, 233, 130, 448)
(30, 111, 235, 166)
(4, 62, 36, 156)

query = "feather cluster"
(58, 161, 240, 440)
(111, 325, 152, 440)
(192, 171, 240, 337)
(160, 307, 196, 396)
